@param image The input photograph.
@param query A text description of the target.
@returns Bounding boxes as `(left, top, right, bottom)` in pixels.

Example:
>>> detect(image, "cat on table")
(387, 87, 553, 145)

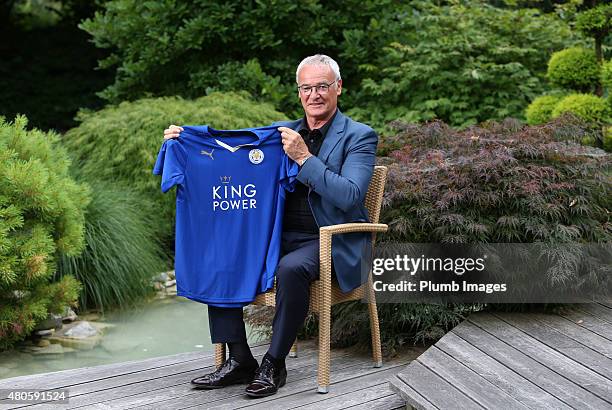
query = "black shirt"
(283, 110, 338, 233)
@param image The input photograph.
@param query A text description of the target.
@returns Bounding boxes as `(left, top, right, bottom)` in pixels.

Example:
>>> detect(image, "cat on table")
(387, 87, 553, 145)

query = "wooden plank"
(494, 312, 612, 380)
(469, 313, 612, 403)
(528, 313, 612, 358)
(1, 340, 270, 391)
(596, 301, 612, 310)
(187, 362, 408, 410)
(0, 350, 209, 390)
(395, 361, 482, 409)
(344, 393, 406, 410)
(389, 375, 436, 410)
(556, 308, 612, 341)
(288, 383, 399, 410)
(26, 345, 322, 410)
(577, 304, 612, 325)
(436, 330, 571, 409)
(96, 352, 366, 410)
(416, 345, 528, 409)
(13, 344, 275, 410)
(456, 316, 612, 409)
(239, 367, 404, 410)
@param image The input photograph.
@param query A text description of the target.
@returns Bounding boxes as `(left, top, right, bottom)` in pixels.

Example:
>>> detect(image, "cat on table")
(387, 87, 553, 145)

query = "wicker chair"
(214, 165, 388, 393)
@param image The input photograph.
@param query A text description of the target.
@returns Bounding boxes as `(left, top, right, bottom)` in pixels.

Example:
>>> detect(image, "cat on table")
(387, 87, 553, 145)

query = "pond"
(0, 297, 263, 380)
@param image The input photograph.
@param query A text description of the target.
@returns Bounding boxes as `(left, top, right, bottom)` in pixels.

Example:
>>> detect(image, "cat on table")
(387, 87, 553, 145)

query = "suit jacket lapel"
(288, 110, 346, 163)
(316, 110, 346, 163)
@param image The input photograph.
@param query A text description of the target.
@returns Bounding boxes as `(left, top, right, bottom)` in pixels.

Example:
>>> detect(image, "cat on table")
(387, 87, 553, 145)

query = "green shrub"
(525, 95, 564, 125)
(601, 60, 612, 92)
(547, 47, 601, 92)
(348, 2, 576, 128)
(57, 179, 168, 311)
(0, 115, 90, 350)
(381, 117, 610, 243)
(62, 92, 286, 240)
(604, 126, 612, 152)
(81, 0, 577, 126)
(551, 94, 610, 123)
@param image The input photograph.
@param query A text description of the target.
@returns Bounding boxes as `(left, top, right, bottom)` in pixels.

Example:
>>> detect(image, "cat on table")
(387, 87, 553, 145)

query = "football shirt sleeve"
(152, 139, 187, 193)
(279, 153, 299, 192)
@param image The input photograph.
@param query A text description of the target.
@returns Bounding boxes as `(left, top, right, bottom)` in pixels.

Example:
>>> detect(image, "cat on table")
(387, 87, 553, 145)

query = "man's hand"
(163, 125, 183, 140)
(278, 126, 312, 165)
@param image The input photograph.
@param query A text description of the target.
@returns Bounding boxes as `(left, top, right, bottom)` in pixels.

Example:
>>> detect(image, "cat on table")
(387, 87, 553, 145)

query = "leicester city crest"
(249, 149, 264, 164)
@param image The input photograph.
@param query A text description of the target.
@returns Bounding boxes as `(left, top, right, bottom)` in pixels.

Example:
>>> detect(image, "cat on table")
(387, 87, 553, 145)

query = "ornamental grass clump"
(56, 179, 168, 311)
(0, 116, 90, 350)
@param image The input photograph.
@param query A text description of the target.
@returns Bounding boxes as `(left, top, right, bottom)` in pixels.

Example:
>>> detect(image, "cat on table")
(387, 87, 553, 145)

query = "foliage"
(0, 115, 90, 350)
(525, 95, 564, 124)
(245, 297, 474, 353)
(575, 2, 612, 63)
(81, 0, 578, 128)
(576, 3, 612, 40)
(547, 47, 601, 92)
(348, 1, 577, 128)
(551, 93, 610, 123)
(62, 92, 286, 240)
(79, 0, 397, 116)
(380, 116, 610, 245)
(604, 126, 612, 152)
(331, 302, 476, 354)
(602, 60, 612, 92)
(57, 179, 168, 311)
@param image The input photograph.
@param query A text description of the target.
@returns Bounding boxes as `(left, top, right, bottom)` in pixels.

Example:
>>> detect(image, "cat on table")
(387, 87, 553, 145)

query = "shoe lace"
(212, 357, 235, 376)
(255, 358, 275, 382)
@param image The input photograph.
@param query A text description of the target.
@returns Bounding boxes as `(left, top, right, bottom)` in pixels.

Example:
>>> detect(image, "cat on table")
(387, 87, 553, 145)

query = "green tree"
(349, 1, 576, 128)
(79, 0, 397, 117)
(0, 115, 90, 350)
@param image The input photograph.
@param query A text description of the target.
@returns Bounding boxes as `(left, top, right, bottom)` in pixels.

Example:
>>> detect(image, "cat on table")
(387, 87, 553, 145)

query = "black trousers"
(208, 231, 321, 359)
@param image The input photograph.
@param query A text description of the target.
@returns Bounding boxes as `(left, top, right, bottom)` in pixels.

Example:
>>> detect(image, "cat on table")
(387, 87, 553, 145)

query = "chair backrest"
(364, 166, 388, 224)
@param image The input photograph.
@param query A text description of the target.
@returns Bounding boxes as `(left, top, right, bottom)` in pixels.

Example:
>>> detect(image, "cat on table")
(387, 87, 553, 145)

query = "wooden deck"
(390, 302, 612, 409)
(0, 340, 422, 409)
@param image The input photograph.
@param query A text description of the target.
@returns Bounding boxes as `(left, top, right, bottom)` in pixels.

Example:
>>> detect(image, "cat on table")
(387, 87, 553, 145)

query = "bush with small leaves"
(604, 126, 612, 152)
(547, 47, 601, 92)
(380, 116, 610, 245)
(602, 60, 612, 93)
(0, 116, 89, 350)
(551, 94, 610, 124)
(525, 95, 564, 125)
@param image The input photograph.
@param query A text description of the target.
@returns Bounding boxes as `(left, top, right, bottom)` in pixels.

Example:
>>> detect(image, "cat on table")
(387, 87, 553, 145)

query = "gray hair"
(295, 54, 341, 84)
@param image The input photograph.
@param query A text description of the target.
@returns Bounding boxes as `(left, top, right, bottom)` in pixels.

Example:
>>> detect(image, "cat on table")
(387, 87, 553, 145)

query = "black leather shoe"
(245, 356, 287, 398)
(191, 357, 258, 389)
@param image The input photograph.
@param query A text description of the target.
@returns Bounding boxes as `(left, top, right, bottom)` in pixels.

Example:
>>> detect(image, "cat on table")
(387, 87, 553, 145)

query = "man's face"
(297, 64, 342, 121)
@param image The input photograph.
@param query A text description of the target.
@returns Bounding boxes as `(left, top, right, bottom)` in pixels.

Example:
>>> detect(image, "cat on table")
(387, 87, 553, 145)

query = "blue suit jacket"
(274, 110, 378, 292)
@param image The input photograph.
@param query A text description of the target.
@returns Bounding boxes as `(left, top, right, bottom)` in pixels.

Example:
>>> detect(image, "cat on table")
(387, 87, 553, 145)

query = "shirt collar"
(298, 109, 338, 138)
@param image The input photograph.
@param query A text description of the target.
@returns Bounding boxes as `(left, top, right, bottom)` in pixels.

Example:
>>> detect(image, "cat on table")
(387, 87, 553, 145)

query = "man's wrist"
(298, 154, 313, 167)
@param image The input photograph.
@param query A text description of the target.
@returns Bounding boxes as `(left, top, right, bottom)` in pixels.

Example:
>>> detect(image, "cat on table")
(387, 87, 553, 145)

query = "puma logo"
(200, 149, 214, 160)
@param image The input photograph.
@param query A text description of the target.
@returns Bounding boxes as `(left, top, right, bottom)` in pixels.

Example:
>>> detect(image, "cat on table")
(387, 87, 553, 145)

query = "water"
(0, 297, 262, 380)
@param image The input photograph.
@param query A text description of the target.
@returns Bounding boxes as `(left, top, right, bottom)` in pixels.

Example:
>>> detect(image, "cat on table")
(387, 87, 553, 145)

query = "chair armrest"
(319, 222, 388, 235)
(317, 223, 388, 286)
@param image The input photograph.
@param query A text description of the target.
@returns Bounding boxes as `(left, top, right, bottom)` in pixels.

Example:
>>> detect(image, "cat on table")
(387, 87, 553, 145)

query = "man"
(163, 54, 378, 397)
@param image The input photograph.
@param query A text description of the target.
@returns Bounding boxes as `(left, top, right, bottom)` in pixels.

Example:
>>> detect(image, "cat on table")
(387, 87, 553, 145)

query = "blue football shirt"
(152, 125, 298, 307)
